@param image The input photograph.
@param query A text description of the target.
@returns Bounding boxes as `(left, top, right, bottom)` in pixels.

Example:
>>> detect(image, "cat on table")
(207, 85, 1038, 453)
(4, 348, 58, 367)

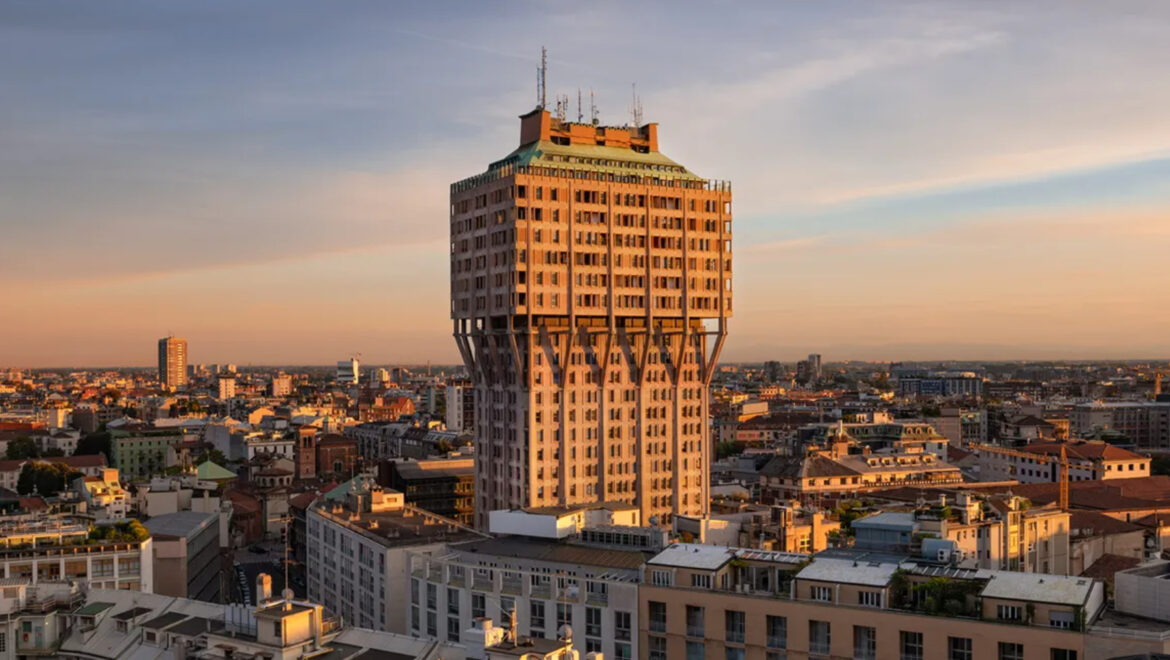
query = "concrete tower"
(450, 107, 732, 526)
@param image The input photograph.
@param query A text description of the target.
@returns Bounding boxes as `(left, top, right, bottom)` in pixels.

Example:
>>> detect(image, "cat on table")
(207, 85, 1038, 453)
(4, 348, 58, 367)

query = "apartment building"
(111, 429, 183, 479)
(640, 543, 1106, 660)
(759, 438, 963, 503)
(971, 441, 1151, 483)
(450, 106, 732, 526)
(1071, 401, 1170, 449)
(382, 456, 475, 525)
(0, 515, 153, 593)
(405, 532, 643, 659)
(305, 477, 485, 633)
(157, 336, 188, 391)
(445, 381, 476, 433)
(855, 492, 1072, 575)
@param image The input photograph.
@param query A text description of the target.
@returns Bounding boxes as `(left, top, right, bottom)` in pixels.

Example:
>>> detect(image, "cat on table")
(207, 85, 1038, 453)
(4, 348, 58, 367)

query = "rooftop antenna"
(590, 89, 599, 125)
(537, 46, 547, 109)
(631, 83, 643, 127)
(577, 88, 583, 123)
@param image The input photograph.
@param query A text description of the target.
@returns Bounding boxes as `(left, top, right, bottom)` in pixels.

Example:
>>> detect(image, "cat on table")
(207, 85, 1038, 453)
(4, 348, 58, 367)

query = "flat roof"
(143, 511, 217, 539)
(853, 512, 917, 530)
(979, 572, 1094, 606)
(796, 557, 900, 587)
(313, 501, 484, 547)
(455, 537, 646, 572)
(255, 601, 314, 618)
(647, 543, 737, 570)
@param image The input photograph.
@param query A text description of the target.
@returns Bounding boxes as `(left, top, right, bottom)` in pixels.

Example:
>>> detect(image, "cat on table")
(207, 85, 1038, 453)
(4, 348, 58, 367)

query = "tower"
(157, 336, 188, 390)
(450, 106, 732, 527)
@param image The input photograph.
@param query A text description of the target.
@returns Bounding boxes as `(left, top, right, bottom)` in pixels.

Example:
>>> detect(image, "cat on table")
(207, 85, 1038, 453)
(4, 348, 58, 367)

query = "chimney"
(256, 573, 272, 605)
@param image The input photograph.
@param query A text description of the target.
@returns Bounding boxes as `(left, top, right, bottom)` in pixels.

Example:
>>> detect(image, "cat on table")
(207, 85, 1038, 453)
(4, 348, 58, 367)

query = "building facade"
(305, 479, 484, 633)
(450, 107, 732, 526)
(157, 336, 188, 391)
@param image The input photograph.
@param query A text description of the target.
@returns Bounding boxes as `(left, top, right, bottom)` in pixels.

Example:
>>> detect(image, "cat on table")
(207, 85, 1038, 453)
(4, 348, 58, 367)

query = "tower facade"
(157, 336, 188, 390)
(450, 108, 732, 526)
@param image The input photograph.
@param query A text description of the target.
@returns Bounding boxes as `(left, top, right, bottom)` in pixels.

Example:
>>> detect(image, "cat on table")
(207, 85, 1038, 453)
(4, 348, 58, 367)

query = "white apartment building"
(405, 508, 649, 660)
(305, 478, 485, 634)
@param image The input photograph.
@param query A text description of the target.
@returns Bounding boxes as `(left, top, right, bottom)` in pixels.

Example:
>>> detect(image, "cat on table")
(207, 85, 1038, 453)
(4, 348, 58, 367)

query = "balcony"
(501, 577, 523, 595)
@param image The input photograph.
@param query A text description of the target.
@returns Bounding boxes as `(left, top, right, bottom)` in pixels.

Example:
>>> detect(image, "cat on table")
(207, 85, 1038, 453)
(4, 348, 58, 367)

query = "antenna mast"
(590, 89, 598, 125)
(631, 83, 643, 127)
(577, 88, 583, 123)
(537, 46, 547, 109)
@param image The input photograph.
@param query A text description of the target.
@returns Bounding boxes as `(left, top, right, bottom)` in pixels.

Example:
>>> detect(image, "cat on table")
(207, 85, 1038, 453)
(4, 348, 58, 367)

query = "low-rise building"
(639, 543, 1116, 660)
(143, 510, 221, 602)
(74, 468, 130, 521)
(306, 477, 486, 633)
(971, 440, 1151, 483)
(759, 437, 963, 503)
(0, 514, 153, 592)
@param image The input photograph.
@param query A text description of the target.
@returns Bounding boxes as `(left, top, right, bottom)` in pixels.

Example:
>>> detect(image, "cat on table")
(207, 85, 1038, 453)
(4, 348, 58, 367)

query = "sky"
(2, 1, 1170, 367)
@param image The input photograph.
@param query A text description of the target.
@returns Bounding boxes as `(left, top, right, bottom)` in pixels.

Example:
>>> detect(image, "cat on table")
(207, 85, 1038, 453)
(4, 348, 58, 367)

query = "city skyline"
(5, 2, 1170, 367)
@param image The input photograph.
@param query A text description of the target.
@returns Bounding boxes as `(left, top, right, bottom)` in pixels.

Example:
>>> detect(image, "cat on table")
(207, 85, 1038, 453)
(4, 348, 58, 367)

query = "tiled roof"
(1082, 553, 1142, 581)
(1022, 441, 1148, 462)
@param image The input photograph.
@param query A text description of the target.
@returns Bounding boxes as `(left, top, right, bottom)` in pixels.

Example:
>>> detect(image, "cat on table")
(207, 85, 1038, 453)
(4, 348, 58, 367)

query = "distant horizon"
(7, 355, 1170, 372)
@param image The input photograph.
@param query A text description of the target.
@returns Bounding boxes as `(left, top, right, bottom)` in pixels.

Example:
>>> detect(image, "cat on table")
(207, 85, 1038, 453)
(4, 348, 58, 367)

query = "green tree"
(716, 441, 744, 460)
(17, 462, 82, 496)
(196, 448, 228, 466)
(5, 436, 39, 460)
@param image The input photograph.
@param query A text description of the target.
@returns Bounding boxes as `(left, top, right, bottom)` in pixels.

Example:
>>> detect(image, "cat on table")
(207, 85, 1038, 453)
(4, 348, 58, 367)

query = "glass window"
(471, 593, 485, 619)
(649, 601, 667, 633)
(854, 626, 877, 660)
(766, 615, 787, 649)
(1051, 651, 1077, 660)
(809, 620, 830, 655)
(446, 617, 459, 642)
(725, 648, 745, 660)
(586, 607, 602, 638)
(948, 637, 973, 660)
(901, 631, 923, 660)
(614, 610, 631, 641)
(725, 610, 745, 643)
(530, 601, 545, 632)
(649, 635, 667, 660)
(686, 641, 705, 660)
(613, 642, 631, 660)
(999, 642, 1024, 660)
(686, 605, 704, 637)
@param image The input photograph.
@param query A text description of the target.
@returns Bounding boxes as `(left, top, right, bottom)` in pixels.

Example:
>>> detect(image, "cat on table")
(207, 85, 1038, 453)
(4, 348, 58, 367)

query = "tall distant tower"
(450, 105, 732, 526)
(157, 336, 188, 390)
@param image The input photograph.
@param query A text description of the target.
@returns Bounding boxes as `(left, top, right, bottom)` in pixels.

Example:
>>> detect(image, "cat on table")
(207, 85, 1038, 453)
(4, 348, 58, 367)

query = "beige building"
(450, 106, 732, 526)
(158, 336, 188, 390)
(971, 441, 1151, 483)
(760, 437, 963, 503)
(636, 542, 1169, 660)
